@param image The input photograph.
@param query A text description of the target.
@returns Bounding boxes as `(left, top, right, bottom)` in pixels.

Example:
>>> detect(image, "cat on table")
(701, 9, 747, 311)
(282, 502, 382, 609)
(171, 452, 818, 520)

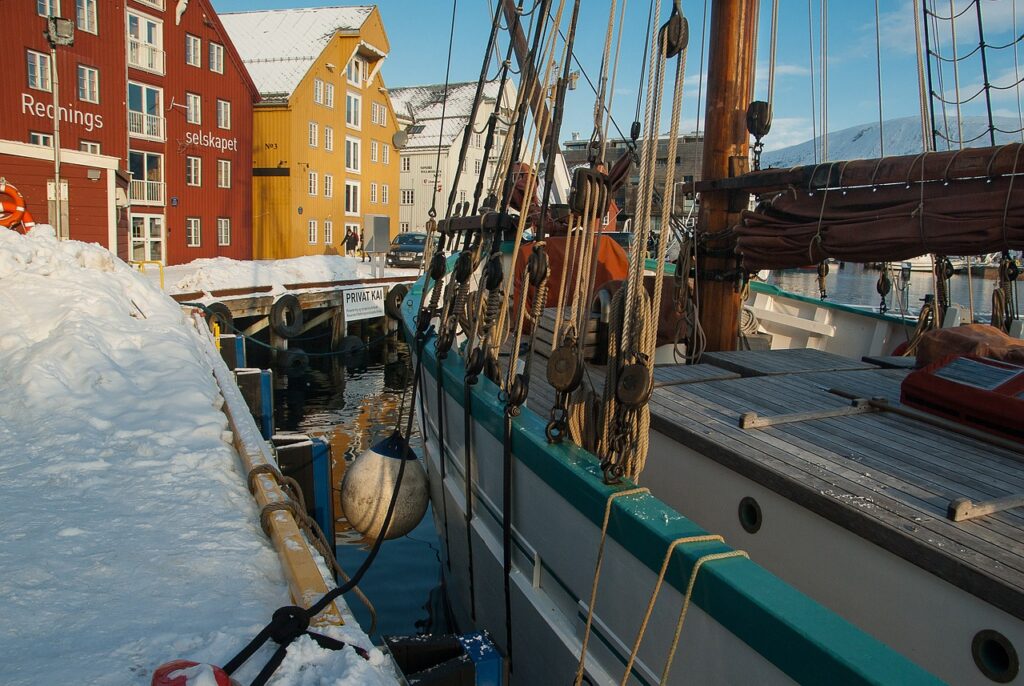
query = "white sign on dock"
(343, 285, 386, 322)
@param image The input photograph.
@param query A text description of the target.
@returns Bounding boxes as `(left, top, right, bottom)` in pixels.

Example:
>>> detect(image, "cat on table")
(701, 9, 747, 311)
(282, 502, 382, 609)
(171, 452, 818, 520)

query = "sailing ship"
(396, 0, 1024, 683)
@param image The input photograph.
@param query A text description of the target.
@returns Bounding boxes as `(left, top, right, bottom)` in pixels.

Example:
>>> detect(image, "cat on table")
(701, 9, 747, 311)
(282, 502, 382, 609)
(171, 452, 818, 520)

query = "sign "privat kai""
(342, 285, 386, 322)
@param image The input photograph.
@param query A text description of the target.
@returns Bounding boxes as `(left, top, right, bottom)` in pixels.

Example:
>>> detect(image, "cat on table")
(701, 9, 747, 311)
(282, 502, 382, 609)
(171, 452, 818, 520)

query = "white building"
(390, 80, 518, 232)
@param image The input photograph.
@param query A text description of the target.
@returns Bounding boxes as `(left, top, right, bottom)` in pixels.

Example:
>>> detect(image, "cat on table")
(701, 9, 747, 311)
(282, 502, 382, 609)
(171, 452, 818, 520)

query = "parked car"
(386, 232, 431, 268)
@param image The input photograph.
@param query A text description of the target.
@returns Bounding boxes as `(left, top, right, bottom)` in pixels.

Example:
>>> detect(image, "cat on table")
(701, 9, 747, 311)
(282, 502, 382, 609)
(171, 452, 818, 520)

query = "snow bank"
(0, 228, 394, 685)
(160, 255, 418, 296)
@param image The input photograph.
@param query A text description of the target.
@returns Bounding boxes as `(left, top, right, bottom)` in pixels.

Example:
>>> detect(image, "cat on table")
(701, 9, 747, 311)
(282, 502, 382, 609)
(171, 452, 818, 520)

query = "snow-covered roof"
(220, 6, 374, 100)
(390, 80, 505, 149)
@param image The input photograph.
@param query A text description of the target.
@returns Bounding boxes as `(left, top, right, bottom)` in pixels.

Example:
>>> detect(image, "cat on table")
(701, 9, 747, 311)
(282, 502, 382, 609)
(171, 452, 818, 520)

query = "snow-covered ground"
(0, 228, 395, 685)
(157, 255, 419, 296)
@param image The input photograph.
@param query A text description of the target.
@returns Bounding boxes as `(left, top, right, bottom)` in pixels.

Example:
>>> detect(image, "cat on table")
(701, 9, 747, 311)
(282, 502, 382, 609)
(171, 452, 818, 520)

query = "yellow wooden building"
(222, 6, 400, 258)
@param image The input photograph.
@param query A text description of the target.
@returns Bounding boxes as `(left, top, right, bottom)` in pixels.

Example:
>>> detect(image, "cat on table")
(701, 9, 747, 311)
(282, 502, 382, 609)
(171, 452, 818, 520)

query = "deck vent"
(738, 496, 762, 534)
(972, 629, 1018, 683)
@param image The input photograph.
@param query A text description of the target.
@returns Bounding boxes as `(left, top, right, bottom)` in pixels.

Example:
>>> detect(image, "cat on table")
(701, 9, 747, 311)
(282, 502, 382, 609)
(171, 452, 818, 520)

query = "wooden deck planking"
(701, 348, 879, 376)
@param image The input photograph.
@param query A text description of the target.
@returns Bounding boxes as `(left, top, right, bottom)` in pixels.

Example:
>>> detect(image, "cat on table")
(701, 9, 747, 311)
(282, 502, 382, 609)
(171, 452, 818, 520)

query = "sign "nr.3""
(343, 286, 386, 322)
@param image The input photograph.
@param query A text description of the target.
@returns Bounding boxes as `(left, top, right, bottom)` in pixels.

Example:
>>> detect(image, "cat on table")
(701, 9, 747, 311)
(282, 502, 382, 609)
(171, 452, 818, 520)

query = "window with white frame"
(346, 92, 361, 129)
(370, 140, 378, 163)
(209, 42, 224, 74)
(313, 78, 323, 104)
(369, 183, 377, 203)
(381, 184, 389, 204)
(345, 137, 360, 173)
(76, 0, 97, 33)
(185, 34, 201, 67)
(324, 220, 333, 244)
(37, 0, 57, 17)
(77, 65, 99, 103)
(27, 51, 51, 91)
(324, 126, 334, 151)
(346, 57, 363, 86)
(79, 140, 100, 154)
(474, 159, 481, 174)
(460, 190, 466, 204)
(127, 12, 164, 74)
(325, 83, 335, 108)
(307, 220, 318, 244)
(217, 217, 230, 246)
(400, 222, 409, 232)
(216, 99, 230, 129)
(29, 132, 53, 147)
(217, 159, 231, 188)
(372, 102, 388, 126)
(308, 121, 318, 147)
(308, 171, 318, 196)
(185, 156, 201, 186)
(345, 181, 360, 216)
(382, 143, 390, 164)
(324, 174, 333, 198)
(186, 217, 201, 247)
(401, 156, 410, 172)
(186, 92, 201, 124)
(400, 189, 414, 205)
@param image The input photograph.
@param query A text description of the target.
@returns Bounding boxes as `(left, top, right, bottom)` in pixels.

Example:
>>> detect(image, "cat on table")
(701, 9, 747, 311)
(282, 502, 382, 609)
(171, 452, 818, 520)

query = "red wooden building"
(0, 0, 259, 265)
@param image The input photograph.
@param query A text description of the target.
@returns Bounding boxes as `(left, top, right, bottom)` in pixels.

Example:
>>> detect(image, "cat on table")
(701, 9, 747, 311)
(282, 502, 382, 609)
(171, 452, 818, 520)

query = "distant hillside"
(762, 115, 1022, 168)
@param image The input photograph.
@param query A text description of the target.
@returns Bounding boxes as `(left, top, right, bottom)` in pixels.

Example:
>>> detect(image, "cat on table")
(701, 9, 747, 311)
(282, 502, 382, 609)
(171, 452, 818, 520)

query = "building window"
(131, 214, 163, 262)
(27, 51, 51, 92)
(324, 174, 333, 198)
(307, 220, 318, 244)
(324, 126, 333, 151)
(370, 140, 378, 162)
(400, 189, 414, 205)
(472, 133, 482, 147)
(186, 217, 201, 247)
(325, 83, 335, 108)
(345, 181, 360, 216)
(382, 143, 390, 164)
(128, 81, 164, 140)
(324, 220, 333, 244)
(209, 42, 224, 74)
(308, 171, 318, 196)
(186, 92, 201, 125)
(38, 0, 58, 17)
(459, 190, 466, 204)
(127, 12, 164, 75)
(370, 102, 381, 125)
(185, 156, 201, 186)
(217, 159, 231, 189)
(313, 78, 323, 104)
(185, 34, 201, 67)
(345, 137, 360, 173)
(346, 92, 361, 129)
(79, 140, 100, 154)
(29, 132, 53, 147)
(474, 159, 481, 175)
(129, 150, 164, 205)
(216, 99, 230, 129)
(308, 121, 318, 147)
(76, 0, 97, 34)
(345, 223, 360, 243)
(77, 65, 99, 103)
(401, 156, 410, 172)
(369, 183, 377, 203)
(346, 57, 362, 86)
(382, 184, 389, 205)
(400, 222, 409, 232)
(217, 217, 230, 246)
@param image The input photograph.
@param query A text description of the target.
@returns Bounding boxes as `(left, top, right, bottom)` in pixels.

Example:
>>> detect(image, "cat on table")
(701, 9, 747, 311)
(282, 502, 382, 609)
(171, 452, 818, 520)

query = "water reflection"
(272, 333, 448, 641)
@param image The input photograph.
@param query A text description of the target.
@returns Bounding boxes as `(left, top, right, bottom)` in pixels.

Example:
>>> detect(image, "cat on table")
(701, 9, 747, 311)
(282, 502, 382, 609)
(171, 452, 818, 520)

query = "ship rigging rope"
(807, 0, 819, 164)
(767, 0, 779, 115)
(875, 0, 885, 156)
(914, 0, 933, 151)
(821, 0, 829, 161)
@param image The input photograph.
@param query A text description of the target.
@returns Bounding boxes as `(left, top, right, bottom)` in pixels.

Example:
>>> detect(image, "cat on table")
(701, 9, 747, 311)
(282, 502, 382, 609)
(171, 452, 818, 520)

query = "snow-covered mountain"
(762, 115, 1023, 168)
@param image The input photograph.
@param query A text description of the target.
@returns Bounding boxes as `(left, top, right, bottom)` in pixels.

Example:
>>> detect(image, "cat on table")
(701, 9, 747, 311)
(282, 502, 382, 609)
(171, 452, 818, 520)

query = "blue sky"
(213, 0, 1024, 152)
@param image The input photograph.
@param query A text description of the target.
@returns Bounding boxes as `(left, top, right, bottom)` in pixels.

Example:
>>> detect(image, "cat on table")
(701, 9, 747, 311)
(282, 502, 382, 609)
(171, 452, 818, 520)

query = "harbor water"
(272, 331, 449, 642)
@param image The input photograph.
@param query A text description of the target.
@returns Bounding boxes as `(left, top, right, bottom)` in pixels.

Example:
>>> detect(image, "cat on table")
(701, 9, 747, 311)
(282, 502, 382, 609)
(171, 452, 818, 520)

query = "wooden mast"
(696, 0, 759, 351)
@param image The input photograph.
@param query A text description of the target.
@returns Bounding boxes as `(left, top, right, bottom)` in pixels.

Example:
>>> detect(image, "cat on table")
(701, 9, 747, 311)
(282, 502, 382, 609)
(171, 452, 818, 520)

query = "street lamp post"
(46, 17, 74, 240)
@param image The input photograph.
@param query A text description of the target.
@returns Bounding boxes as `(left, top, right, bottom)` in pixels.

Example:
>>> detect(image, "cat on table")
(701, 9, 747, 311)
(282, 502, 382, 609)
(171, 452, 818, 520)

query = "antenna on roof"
(406, 102, 416, 125)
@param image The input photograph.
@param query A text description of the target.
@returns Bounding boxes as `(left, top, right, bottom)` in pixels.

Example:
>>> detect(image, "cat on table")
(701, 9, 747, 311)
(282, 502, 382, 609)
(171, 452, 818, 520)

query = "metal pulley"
(546, 346, 583, 393)
(615, 364, 653, 407)
(876, 268, 892, 314)
(936, 256, 956, 281)
(746, 100, 772, 171)
(507, 373, 529, 408)
(466, 347, 486, 378)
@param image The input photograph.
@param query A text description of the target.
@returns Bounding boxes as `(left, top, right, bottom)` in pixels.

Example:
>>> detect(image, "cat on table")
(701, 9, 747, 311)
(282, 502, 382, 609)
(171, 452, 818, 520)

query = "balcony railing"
(128, 111, 165, 141)
(128, 40, 165, 75)
(130, 180, 165, 206)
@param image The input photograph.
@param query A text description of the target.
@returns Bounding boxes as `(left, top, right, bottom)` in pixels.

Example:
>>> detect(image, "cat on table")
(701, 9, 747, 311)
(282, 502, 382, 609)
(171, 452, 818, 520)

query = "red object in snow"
(151, 660, 236, 686)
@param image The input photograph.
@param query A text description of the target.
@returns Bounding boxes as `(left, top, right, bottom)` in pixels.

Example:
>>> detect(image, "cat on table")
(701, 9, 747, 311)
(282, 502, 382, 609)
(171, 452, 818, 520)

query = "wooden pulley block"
(547, 346, 583, 393)
(568, 167, 611, 216)
(483, 255, 503, 289)
(429, 252, 447, 280)
(528, 248, 548, 286)
(616, 363, 653, 407)
(662, 7, 688, 58)
(454, 250, 474, 282)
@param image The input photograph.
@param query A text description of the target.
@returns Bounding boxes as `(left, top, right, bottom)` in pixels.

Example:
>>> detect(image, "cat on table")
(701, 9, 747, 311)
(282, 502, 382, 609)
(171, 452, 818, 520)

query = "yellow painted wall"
(250, 7, 401, 259)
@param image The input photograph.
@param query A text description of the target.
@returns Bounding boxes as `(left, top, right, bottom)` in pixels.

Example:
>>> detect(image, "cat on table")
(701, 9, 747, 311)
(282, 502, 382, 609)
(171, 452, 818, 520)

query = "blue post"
(458, 632, 503, 686)
(235, 335, 247, 368)
(259, 369, 274, 439)
(309, 437, 335, 549)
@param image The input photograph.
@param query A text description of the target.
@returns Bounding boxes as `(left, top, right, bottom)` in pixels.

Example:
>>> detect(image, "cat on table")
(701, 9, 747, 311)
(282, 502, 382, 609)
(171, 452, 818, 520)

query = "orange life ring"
(0, 199, 33, 234)
(0, 181, 26, 228)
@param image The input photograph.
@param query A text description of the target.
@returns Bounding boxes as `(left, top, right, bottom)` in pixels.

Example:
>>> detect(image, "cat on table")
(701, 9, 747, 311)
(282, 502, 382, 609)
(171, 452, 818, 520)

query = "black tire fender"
(270, 294, 304, 338)
(205, 302, 234, 334)
(385, 283, 410, 320)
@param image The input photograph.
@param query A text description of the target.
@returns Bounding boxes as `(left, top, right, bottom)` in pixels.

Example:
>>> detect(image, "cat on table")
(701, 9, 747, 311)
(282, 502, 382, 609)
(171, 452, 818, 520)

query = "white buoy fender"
(340, 431, 428, 540)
